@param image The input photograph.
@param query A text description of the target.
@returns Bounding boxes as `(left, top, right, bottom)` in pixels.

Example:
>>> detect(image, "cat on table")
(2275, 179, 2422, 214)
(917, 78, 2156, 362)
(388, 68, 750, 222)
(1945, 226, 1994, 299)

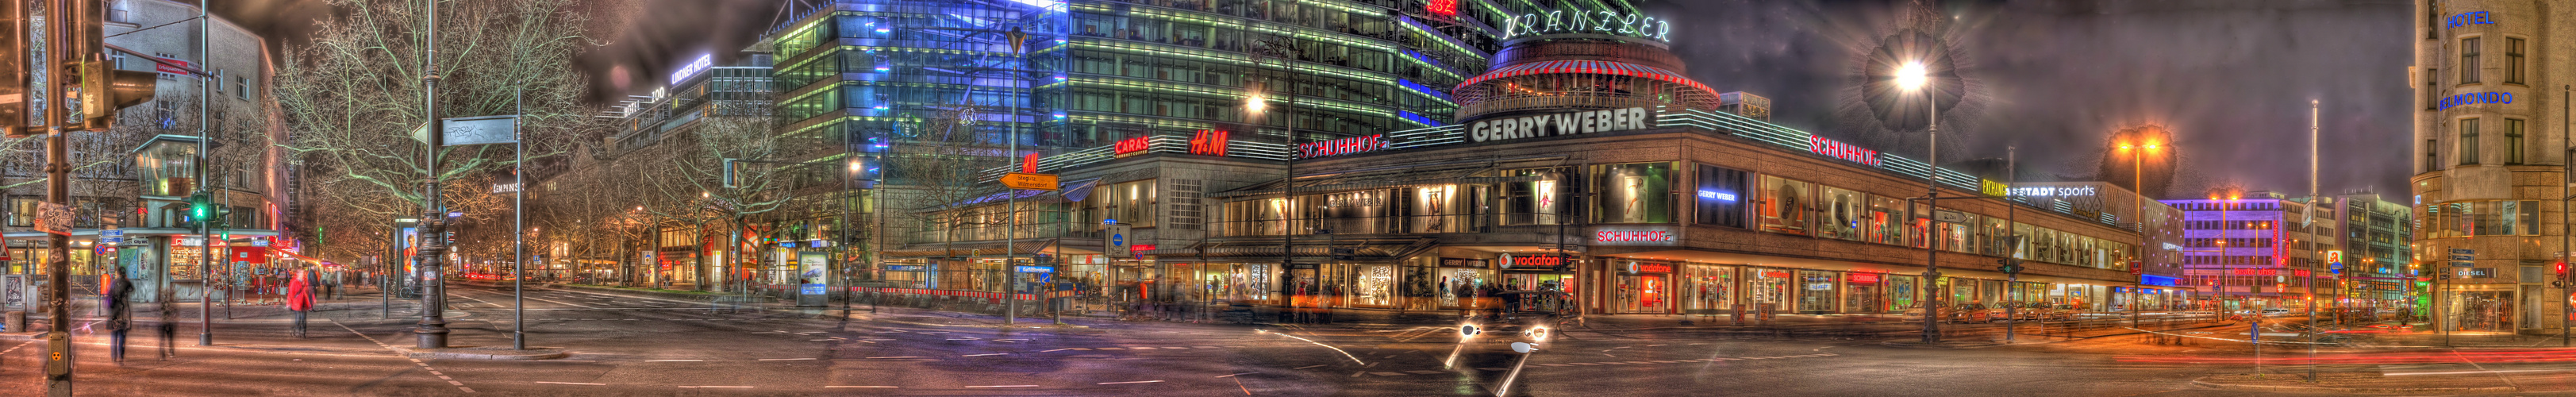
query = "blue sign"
(2139, 275, 2178, 287)
(801, 284, 825, 295)
(887, 265, 925, 272)
(780, 241, 799, 248)
(2440, 92, 2512, 110)
(2329, 263, 2343, 274)
(1111, 233, 1125, 246)
(2447, 11, 2495, 29)
(1014, 266, 1053, 273)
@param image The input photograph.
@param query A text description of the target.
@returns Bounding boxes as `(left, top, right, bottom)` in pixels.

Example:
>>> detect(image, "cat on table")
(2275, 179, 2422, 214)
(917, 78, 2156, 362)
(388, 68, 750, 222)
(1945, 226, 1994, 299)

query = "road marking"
(1099, 380, 1165, 384)
(679, 386, 753, 388)
(336, 321, 475, 393)
(1293, 364, 1327, 369)
(826, 386, 899, 388)
(1646, 345, 1667, 347)
(963, 353, 1008, 357)
(1041, 348, 1076, 353)
(759, 358, 817, 360)
(646, 360, 704, 362)
(1215, 372, 1257, 378)
(965, 385, 1039, 388)
(534, 381, 606, 385)
(867, 357, 921, 359)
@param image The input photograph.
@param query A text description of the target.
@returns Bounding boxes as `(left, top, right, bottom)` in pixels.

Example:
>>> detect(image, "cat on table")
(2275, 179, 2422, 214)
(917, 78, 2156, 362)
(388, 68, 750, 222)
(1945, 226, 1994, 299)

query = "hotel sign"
(670, 54, 713, 83)
(1501, 10, 1671, 42)
(1806, 135, 1878, 167)
(1468, 107, 1654, 144)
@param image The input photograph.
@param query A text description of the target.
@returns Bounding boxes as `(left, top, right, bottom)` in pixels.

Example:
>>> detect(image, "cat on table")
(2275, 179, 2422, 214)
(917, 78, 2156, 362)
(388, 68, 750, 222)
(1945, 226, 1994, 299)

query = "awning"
(1059, 178, 1102, 202)
(1210, 166, 1549, 198)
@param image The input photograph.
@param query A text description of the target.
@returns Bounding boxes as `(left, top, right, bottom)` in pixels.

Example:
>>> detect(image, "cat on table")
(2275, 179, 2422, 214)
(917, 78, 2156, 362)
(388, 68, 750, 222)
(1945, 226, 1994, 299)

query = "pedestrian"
(105, 268, 133, 364)
(158, 286, 178, 360)
(287, 268, 315, 338)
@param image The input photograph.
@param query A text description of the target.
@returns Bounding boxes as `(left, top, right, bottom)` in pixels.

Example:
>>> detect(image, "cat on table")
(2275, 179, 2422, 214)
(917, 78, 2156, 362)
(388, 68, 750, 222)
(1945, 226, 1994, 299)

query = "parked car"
(1952, 303, 1997, 323)
(1458, 291, 1583, 344)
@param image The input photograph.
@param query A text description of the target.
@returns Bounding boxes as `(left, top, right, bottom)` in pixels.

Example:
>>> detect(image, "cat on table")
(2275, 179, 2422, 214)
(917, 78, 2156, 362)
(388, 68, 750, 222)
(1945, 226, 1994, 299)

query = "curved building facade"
(2410, 0, 2570, 334)
(1452, 33, 1720, 121)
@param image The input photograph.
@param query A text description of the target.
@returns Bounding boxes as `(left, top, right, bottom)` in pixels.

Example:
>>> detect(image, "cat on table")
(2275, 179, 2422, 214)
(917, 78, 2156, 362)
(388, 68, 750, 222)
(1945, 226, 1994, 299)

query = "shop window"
(1757, 175, 1811, 235)
(1795, 270, 1836, 314)
(2426, 200, 2540, 237)
(1940, 211, 1974, 253)
(1693, 164, 1747, 228)
(1593, 163, 1674, 224)
(1092, 179, 1157, 228)
(1405, 185, 1460, 233)
(1868, 195, 1905, 245)
(1816, 186, 1865, 241)
(1314, 190, 1386, 234)
(1503, 168, 1563, 225)
(1980, 217, 2011, 256)
(1682, 264, 1734, 313)
(2012, 223, 2034, 260)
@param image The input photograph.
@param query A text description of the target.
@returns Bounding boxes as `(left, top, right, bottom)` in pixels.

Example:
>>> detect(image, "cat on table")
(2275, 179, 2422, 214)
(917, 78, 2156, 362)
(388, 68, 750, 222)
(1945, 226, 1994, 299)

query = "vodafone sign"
(1591, 226, 1678, 245)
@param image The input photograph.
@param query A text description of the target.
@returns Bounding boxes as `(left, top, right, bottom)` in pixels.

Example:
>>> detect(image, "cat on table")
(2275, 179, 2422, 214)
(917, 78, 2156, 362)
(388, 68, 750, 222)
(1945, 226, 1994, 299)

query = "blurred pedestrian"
(287, 268, 315, 338)
(158, 286, 178, 360)
(105, 268, 133, 364)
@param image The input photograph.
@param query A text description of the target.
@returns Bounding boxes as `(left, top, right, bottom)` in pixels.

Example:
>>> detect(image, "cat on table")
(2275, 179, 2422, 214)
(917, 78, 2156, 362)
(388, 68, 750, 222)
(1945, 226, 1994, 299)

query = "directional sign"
(440, 115, 520, 146)
(1014, 266, 1053, 273)
(1002, 172, 1059, 191)
(2451, 249, 2475, 255)
(2451, 261, 2474, 268)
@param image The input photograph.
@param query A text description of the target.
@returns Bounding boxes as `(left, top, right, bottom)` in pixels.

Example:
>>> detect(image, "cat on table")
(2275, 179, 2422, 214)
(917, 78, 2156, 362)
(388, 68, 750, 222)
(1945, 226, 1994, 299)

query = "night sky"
(221, 0, 2414, 201)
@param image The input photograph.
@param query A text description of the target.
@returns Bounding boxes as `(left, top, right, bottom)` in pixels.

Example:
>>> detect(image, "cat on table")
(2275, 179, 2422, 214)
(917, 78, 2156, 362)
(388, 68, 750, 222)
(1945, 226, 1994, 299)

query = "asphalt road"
(0, 284, 2455, 396)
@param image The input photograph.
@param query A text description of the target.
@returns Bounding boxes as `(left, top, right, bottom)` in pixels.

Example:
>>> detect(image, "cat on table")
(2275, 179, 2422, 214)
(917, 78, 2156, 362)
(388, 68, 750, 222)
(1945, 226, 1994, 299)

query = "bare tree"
(276, 0, 622, 264)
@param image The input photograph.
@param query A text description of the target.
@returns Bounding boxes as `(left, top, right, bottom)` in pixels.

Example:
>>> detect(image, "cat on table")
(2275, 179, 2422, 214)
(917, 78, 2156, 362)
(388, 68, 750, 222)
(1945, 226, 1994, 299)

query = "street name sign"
(440, 115, 520, 146)
(1002, 172, 1059, 191)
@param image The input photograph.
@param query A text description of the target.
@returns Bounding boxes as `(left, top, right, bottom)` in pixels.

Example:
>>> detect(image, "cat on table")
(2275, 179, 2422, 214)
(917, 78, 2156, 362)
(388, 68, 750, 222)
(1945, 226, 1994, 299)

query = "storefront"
(1609, 261, 1674, 314)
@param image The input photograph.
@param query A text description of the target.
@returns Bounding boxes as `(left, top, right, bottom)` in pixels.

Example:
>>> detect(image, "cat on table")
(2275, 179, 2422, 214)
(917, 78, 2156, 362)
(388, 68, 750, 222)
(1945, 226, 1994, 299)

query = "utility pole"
(194, 0, 213, 348)
(511, 84, 525, 350)
(2305, 99, 2320, 383)
(1004, 26, 1025, 327)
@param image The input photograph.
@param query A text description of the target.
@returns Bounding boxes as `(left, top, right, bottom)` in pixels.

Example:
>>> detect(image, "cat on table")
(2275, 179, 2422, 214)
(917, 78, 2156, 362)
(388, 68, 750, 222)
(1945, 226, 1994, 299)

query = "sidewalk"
(2193, 372, 2521, 394)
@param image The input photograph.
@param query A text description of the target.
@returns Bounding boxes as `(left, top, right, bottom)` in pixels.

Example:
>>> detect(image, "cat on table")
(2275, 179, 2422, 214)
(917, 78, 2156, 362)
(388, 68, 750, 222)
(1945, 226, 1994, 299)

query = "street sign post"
(1002, 172, 1059, 191)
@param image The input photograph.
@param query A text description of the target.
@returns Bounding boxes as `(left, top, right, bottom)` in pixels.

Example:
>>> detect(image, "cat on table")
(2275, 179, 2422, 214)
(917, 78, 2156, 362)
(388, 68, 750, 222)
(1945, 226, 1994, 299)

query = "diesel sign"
(1468, 107, 1655, 143)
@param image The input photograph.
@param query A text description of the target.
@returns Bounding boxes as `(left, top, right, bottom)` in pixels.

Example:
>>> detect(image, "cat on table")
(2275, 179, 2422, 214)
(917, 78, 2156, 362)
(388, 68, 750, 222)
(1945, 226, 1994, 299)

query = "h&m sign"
(1468, 107, 1654, 144)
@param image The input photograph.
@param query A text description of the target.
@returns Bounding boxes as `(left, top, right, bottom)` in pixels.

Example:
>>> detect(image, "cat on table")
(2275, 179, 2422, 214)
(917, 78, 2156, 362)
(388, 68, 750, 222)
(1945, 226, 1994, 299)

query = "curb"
(2190, 376, 2519, 394)
(1874, 321, 2245, 349)
(391, 346, 569, 360)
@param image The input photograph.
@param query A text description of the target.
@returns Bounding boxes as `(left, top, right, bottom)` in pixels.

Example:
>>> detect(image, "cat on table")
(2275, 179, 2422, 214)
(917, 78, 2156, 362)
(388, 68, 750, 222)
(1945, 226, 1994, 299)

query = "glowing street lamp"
(1896, 60, 1944, 344)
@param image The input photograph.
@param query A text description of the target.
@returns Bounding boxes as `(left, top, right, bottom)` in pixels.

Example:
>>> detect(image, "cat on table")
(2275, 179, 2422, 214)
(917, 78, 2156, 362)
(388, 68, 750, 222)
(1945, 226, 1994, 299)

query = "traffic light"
(185, 191, 211, 227)
(2556, 261, 2566, 277)
(211, 205, 231, 229)
(63, 0, 153, 131)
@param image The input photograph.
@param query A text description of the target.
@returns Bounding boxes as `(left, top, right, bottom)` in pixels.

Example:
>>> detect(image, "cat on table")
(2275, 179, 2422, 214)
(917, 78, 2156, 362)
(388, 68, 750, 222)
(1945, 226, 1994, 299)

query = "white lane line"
(867, 357, 921, 359)
(645, 360, 705, 362)
(759, 358, 817, 361)
(679, 386, 753, 388)
(1214, 372, 1257, 378)
(825, 385, 900, 388)
(809, 339, 837, 341)
(1098, 380, 1165, 384)
(965, 385, 1040, 388)
(963, 353, 1008, 357)
(534, 381, 606, 385)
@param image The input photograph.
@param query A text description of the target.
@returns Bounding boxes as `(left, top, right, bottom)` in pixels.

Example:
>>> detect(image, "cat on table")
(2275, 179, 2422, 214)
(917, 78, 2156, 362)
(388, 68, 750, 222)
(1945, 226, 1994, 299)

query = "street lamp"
(1896, 61, 1942, 343)
(2118, 138, 2160, 328)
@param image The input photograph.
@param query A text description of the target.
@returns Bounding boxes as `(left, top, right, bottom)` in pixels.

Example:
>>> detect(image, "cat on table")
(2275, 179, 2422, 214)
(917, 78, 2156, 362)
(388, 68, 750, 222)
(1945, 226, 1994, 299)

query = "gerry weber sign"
(1592, 226, 1678, 245)
(1469, 107, 1655, 144)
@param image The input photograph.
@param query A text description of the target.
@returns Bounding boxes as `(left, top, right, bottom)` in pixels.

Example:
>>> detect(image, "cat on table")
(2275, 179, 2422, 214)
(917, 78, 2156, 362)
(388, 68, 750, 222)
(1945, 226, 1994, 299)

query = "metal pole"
(1003, 29, 1023, 327)
(194, 0, 214, 348)
(2005, 146, 2016, 342)
(2305, 99, 2318, 382)
(2133, 140, 2143, 330)
(40, 2, 72, 391)
(512, 84, 525, 350)
(415, 0, 450, 349)
(1920, 87, 1941, 343)
(2563, 84, 2571, 348)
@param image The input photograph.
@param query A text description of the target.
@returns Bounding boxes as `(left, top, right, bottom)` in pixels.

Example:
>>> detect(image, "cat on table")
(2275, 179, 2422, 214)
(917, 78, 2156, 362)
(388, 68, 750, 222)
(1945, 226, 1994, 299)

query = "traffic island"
(391, 345, 568, 360)
(2193, 372, 2519, 394)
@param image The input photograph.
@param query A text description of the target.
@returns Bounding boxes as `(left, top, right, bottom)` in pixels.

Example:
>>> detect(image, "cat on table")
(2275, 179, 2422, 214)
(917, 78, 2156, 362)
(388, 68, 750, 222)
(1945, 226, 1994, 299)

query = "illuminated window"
(2459, 37, 2480, 83)
(2459, 118, 2479, 165)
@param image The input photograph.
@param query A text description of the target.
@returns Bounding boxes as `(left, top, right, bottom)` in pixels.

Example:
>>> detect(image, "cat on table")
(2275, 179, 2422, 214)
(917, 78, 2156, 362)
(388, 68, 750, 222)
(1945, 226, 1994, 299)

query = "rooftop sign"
(1468, 107, 1652, 144)
(1807, 135, 1877, 167)
(1501, 10, 1671, 42)
(670, 54, 713, 83)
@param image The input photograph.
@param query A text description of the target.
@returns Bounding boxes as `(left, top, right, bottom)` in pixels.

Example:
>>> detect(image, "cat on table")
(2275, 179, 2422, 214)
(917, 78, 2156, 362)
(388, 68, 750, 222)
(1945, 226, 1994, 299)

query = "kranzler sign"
(1468, 107, 1655, 144)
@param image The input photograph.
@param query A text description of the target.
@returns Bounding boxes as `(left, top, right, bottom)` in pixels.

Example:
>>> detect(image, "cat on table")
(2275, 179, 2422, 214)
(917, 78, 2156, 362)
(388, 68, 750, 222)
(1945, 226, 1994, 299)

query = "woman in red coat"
(287, 269, 314, 338)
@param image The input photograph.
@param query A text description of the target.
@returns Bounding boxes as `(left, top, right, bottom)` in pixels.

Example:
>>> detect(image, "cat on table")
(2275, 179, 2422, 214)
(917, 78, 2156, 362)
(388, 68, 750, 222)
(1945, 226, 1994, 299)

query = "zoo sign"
(1501, 10, 1671, 42)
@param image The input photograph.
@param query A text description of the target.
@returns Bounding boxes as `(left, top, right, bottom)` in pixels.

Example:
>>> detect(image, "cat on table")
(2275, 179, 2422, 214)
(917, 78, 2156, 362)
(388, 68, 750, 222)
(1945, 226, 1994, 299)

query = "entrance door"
(1614, 275, 1667, 314)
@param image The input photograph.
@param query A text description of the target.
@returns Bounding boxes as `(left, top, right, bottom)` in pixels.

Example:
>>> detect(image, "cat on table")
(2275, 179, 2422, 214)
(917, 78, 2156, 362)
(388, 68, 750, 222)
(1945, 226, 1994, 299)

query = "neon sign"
(1113, 137, 1151, 156)
(669, 54, 713, 83)
(1469, 107, 1653, 143)
(1806, 135, 1878, 167)
(2439, 92, 2510, 110)
(1425, 0, 1456, 17)
(2447, 11, 2494, 29)
(1593, 227, 1678, 245)
(1298, 134, 1388, 159)
(1501, 10, 1671, 42)
(2010, 186, 2096, 197)
(1189, 129, 1228, 156)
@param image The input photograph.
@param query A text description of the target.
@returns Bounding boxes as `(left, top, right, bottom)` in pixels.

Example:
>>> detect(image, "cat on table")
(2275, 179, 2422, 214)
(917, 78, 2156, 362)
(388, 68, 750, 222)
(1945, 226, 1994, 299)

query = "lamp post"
(1895, 61, 1942, 343)
(2120, 137, 2159, 329)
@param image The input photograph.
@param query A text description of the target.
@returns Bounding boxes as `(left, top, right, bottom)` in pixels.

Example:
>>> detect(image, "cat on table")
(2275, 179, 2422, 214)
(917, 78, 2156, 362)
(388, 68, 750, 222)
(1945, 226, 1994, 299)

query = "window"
(108, 0, 131, 23)
(2459, 118, 2480, 165)
(2427, 139, 2440, 171)
(1756, 175, 1811, 235)
(1817, 186, 1865, 241)
(1869, 195, 1905, 245)
(2460, 37, 2480, 84)
(212, 70, 224, 95)
(1503, 168, 1563, 225)
(1592, 163, 1673, 224)
(2506, 118, 2524, 164)
(236, 75, 251, 100)
(2507, 37, 2525, 84)
(1693, 164, 1747, 228)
